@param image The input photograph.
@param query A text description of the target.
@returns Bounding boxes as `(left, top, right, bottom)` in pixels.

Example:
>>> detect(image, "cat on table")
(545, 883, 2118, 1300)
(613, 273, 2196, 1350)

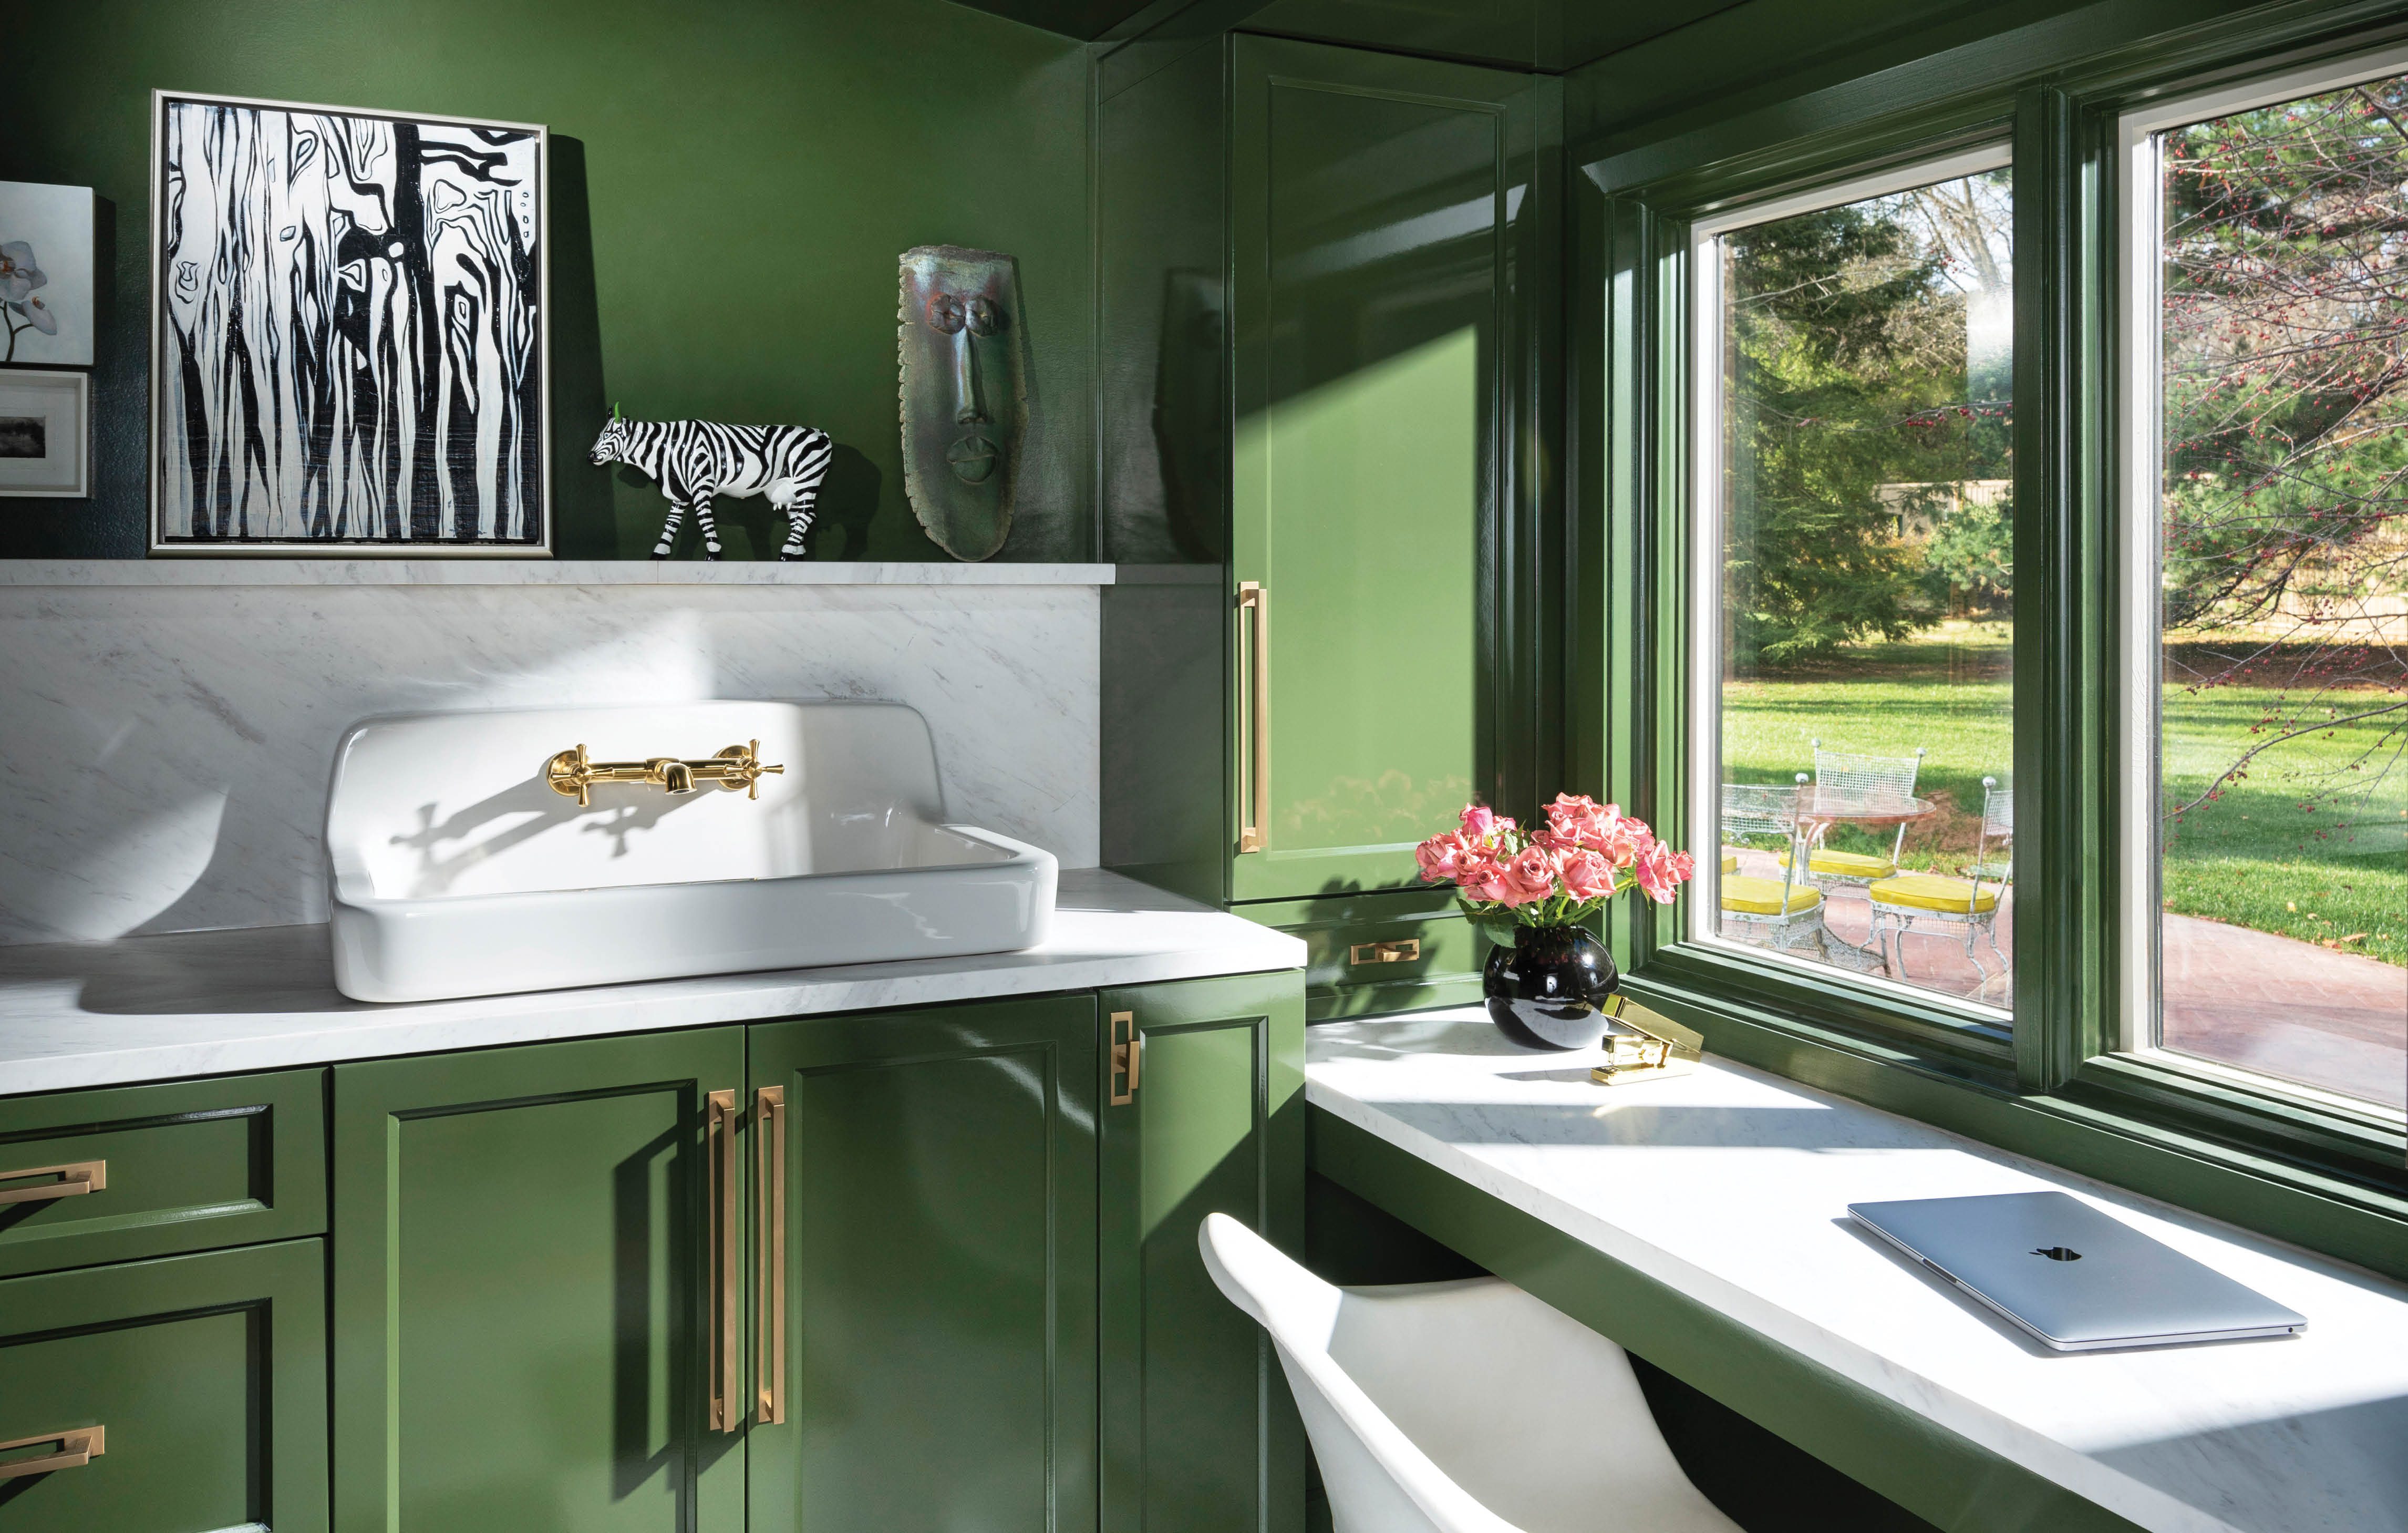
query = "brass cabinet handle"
(1108, 1012, 1140, 1106)
(706, 1088, 740, 1433)
(1349, 939, 1421, 966)
(752, 1085, 787, 1426)
(1237, 582, 1270, 853)
(0, 1425, 105, 1480)
(0, 1159, 106, 1206)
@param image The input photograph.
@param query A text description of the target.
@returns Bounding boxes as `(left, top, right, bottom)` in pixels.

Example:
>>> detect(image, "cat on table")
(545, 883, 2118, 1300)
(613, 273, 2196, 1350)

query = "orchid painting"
(1416, 794, 1697, 943)
(0, 181, 92, 367)
(0, 240, 58, 362)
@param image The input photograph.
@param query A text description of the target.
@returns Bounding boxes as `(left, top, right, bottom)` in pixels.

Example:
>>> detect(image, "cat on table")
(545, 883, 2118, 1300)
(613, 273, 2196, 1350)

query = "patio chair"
(1867, 777, 2011, 990)
(1780, 739, 1927, 892)
(1962, 779, 2014, 883)
(1718, 783, 1828, 963)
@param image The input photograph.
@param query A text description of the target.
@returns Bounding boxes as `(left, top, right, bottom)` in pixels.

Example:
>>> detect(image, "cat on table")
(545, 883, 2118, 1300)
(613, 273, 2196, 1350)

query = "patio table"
(1787, 788, 1941, 971)
(1790, 786, 1938, 845)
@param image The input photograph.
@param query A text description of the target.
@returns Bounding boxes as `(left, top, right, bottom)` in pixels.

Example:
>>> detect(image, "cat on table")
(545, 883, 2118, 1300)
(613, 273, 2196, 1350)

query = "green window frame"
(1580, 4, 2408, 1281)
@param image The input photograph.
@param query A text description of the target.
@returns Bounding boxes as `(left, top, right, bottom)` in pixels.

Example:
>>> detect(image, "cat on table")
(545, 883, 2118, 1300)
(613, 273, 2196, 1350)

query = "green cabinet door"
(1099, 972, 1306, 1533)
(332, 1028, 748, 1533)
(747, 996, 1099, 1533)
(0, 1239, 328, 1533)
(1229, 35, 1557, 903)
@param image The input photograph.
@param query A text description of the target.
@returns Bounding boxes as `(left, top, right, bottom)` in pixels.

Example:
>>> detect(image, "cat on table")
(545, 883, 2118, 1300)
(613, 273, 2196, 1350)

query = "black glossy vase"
(1483, 925, 1620, 1050)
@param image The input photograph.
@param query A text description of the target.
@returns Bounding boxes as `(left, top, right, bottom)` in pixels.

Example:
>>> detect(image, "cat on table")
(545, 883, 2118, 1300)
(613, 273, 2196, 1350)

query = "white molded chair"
(1198, 1213, 1742, 1533)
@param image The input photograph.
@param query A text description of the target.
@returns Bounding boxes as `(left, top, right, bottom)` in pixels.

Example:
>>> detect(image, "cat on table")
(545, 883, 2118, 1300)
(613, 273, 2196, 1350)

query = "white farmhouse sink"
(325, 701, 1056, 1003)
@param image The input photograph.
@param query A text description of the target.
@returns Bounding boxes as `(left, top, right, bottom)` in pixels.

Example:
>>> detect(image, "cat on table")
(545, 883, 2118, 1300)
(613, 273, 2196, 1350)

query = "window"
(1689, 148, 2017, 1017)
(2122, 52, 2408, 1118)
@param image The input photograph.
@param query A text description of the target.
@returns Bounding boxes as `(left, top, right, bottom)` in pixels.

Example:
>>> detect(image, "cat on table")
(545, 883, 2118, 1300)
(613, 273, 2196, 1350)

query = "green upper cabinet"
(1098, 972, 1306, 1533)
(1230, 36, 1558, 903)
(330, 1028, 748, 1533)
(747, 996, 1100, 1533)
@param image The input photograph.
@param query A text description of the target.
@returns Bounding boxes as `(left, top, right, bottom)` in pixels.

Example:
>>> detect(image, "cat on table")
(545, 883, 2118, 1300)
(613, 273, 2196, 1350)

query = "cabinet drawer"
(0, 1071, 325, 1279)
(1243, 891, 1488, 1021)
(0, 1240, 328, 1533)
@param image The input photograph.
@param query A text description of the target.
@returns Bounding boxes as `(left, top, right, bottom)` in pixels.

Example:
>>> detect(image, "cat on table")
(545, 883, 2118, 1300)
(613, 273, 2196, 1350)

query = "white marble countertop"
(0, 871, 1300, 1095)
(1307, 1011, 2408, 1533)
(0, 559, 1117, 587)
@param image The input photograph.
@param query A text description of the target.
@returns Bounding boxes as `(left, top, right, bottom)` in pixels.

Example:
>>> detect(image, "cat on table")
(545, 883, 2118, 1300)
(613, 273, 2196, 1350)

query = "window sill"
(1622, 965, 2408, 1284)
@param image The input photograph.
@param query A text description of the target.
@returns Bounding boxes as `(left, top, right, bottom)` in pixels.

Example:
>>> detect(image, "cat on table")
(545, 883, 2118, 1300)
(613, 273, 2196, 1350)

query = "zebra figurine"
(587, 408, 836, 561)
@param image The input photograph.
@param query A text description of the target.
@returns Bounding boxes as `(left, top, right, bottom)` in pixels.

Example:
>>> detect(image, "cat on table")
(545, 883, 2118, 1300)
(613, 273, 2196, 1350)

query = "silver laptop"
(1848, 1191, 2306, 1352)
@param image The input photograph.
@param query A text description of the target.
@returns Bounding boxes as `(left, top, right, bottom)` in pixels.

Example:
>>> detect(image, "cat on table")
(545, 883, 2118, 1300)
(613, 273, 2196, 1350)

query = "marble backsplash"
(0, 565, 1103, 945)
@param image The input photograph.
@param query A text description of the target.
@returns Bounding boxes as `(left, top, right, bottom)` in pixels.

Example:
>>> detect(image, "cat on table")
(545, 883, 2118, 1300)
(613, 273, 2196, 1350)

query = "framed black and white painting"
(0, 181, 96, 367)
(0, 369, 90, 498)
(148, 91, 550, 554)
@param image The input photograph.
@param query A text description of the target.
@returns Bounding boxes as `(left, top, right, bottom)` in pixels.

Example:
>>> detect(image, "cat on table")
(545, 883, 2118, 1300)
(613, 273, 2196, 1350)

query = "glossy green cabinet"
(1099, 972, 1306, 1533)
(746, 996, 1100, 1533)
(294, 976, 1304, 1533)
(1231, 35, 1554, 904)
(0, 1239, 328, 1533)
(332, 1028, 749, 1533)
(1101, 34, 1558, 994)
(0, 1070, 325, 1279)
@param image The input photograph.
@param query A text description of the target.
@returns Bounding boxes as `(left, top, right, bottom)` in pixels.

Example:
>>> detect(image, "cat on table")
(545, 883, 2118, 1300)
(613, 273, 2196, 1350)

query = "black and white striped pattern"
(154, 96, 546, 546)
(589, 416, 833, 561)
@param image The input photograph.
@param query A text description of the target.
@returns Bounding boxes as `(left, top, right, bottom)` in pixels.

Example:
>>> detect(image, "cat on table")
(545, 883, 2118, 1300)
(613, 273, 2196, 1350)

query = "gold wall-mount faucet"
(544, 740, 787, 807)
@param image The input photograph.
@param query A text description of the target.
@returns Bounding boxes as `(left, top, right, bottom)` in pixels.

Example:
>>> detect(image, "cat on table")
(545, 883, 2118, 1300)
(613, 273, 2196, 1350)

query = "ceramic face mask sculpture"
(898, 245, 1027, 560)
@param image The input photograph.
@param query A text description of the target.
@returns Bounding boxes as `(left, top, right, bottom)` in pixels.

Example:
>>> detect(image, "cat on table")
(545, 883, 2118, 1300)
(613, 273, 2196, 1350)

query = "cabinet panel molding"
(332, 1029, 747, 1533)
(0, 1070, 325, 1279)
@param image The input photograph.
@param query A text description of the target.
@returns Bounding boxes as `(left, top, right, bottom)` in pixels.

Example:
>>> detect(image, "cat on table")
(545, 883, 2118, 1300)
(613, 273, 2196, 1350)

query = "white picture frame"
(0, 368, 90, 498)
(147, 89, 552, 555)
(0, 180, 96, 368)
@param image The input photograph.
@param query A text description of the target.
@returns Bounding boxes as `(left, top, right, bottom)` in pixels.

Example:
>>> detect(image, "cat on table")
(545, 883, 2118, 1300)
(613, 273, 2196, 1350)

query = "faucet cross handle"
(715, 740, 788, 800)
(546, 743, 597, 807)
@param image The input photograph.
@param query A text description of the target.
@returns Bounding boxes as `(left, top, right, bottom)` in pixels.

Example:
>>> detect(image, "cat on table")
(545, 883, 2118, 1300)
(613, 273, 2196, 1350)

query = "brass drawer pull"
(1237, 582, 1270, 853)
(1349, 940, 1421, 966)
(706, 1089, 740, 1433)
(0, 1159, 106, 1206)
(1108, 1012, 1140, 1105)
(0, 1425, 105, 1480)
(753, 1085, 787, 1426)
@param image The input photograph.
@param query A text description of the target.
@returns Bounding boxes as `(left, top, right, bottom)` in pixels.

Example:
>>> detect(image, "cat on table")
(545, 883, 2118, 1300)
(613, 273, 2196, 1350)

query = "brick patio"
(1723, 851, 2406, 1110)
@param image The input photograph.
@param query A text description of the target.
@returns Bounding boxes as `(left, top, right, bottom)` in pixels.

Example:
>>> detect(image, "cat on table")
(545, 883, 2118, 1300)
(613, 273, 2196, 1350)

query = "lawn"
(1721, 623, 2407, 968)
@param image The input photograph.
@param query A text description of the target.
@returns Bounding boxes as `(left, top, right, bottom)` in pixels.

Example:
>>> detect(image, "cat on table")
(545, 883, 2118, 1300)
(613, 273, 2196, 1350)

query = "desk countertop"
(1306, 1010, 2408, 1533)
(0, 869, 1304, 1096)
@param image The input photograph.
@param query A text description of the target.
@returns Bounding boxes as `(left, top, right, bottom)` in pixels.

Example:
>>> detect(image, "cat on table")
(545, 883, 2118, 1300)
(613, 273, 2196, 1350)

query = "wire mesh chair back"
(1810, 740, 1926, 808)
(1964, 777, 2014, 883)
(1721, 783, 1801, 842)
(1981, 781, 2014, 840)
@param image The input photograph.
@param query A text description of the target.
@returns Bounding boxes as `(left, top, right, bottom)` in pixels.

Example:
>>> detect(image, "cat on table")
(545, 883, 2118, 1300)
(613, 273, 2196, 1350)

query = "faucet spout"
(653, 758, 697, 795)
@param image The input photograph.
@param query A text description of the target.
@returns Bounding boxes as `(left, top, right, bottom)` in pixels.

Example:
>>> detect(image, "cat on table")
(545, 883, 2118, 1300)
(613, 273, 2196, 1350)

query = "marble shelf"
(0, 870, 1301, 1096)
(0, 559, 1118, 588)
(1307, 1010, 2408, 1533)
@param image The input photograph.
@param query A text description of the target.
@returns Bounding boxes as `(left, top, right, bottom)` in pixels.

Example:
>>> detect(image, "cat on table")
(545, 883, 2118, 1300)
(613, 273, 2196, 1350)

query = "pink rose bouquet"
(1414, 794, 1694, 940)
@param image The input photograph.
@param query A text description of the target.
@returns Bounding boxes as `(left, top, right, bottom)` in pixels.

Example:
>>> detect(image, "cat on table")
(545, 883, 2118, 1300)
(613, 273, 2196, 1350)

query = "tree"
(1723, 174, 2014, 666)
(2157, 73, 2408, 830)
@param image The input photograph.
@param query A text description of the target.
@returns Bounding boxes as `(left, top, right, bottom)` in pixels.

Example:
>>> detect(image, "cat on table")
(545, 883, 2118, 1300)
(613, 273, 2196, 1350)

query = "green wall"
(1, 0, 1092, 560)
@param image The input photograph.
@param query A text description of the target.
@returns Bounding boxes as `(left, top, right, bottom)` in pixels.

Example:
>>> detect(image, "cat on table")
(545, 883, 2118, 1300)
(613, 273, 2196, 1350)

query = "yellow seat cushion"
(1720, 849, 1740, 873)
(1720, 876, 1821, 915)
(1777, 848, 1896, 879)
(1868, 874, 1998, 914)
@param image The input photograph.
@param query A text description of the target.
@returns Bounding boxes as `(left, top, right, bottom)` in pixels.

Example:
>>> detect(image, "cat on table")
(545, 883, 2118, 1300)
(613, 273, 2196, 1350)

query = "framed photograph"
(0, 369, 90, 497)
(0, 181, 96, 367)
(148, 90, 550, 555)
